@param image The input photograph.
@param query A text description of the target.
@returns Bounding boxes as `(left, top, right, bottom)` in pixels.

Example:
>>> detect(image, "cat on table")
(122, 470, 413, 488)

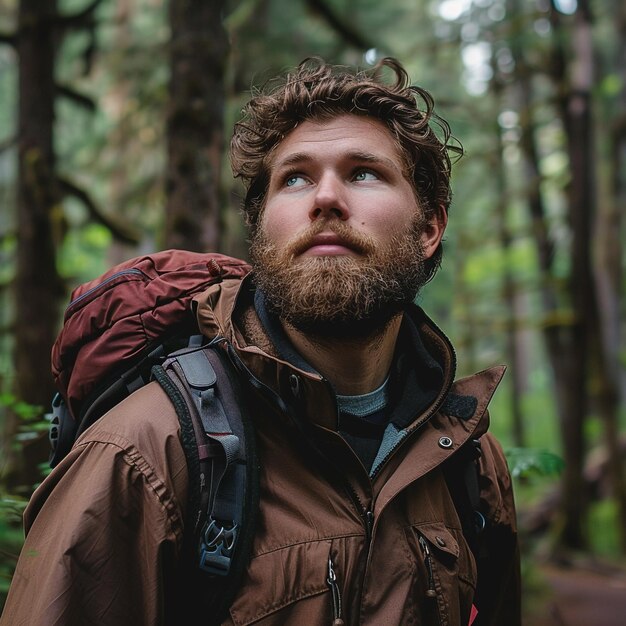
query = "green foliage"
(0, 395, 44, 608)
(0, 494, 27, 602)
(588, 499, 622, 558)
(0, 393, 47, 484)
(0, 232, 15, 285)
(0, 392, 41, 421)
(599, 74, 622, 98)
(505, 447, 565, 479)
(57, 222, 112, 286)
(0, 394, 47, 472)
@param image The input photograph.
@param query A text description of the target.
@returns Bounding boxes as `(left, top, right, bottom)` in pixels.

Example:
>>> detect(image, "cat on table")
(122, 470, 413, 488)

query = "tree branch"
(56, 84, 97, 112)
(305, 0, 374, 51)
(58, 177, 141, 245)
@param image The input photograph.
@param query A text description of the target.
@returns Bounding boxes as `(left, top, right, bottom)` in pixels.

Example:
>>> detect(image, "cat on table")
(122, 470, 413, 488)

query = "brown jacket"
(1, 276, 520, 626)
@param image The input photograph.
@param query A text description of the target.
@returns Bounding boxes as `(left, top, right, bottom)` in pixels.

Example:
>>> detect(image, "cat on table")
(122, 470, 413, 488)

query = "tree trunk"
(507, 0, 568, 422)
(164, 0, 228, 252)
(506, 0, 592, 549)
(107, 0, 141, 266)
(454, 234, 479, 376)
(8, 0, 64, 488)
(607, 0, 626, 405)
(591, 0, 626, 552)
(488, 70, 526, 445)
(508, 40, 569, 420)
(549, 0, 595, 550)
(497, 162, 526, 447)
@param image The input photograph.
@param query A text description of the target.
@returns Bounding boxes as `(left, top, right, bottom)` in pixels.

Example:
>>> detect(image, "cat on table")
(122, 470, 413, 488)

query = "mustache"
(287, 220, 376, 257)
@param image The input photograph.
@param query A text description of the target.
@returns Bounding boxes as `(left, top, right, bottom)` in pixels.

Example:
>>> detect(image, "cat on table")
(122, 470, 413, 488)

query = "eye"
(353, 169, 379, 182)
(285, 174, 307, 188)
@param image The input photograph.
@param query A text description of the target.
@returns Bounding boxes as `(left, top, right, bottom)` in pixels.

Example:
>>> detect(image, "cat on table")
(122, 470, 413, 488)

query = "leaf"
(504, 447, 564, 479)
(0, 393, 17, 406)
(0, 394, 42, 419)
(600, 74, 622, 97)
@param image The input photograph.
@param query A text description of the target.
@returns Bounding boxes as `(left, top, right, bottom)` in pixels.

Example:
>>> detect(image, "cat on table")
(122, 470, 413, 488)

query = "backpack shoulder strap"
(152, 338, 259, 624)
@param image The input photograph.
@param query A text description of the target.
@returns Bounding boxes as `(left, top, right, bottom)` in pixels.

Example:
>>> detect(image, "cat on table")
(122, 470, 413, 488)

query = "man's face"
(251, 114, 445, 338)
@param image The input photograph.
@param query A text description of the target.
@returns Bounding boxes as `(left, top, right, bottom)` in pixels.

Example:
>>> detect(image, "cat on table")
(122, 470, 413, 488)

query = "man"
(1, 57, 520, 625)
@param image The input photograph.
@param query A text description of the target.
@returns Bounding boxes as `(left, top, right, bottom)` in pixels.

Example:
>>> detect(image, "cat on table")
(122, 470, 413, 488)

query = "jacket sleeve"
(0, 384, 188, 626)
(474, 431, 521, 626)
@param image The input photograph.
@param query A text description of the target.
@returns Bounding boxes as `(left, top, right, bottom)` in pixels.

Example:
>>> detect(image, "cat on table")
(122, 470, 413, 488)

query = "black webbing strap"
(167, 347, 246, 577)
(154, 339, 258, 625)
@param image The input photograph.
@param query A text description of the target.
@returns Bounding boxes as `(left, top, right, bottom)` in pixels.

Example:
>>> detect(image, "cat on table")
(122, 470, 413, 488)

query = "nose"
(309, 173, 350, 222)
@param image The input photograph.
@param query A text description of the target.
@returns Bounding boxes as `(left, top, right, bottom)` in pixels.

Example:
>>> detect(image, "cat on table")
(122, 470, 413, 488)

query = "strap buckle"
(198, 518, 239, 576)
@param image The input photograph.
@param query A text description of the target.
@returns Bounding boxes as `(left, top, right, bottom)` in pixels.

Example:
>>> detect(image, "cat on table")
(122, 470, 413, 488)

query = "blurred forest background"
(0, 0, 625, 621)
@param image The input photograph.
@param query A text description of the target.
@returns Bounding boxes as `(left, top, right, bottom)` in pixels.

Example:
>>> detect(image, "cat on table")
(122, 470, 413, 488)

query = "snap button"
(289, 374, 301, 397)
(435, 536, 446, 547)
(438, 436, 453, 449)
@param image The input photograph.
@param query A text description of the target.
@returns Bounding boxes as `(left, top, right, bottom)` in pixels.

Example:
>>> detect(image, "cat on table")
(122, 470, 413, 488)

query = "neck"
(282, 315, 403, 395)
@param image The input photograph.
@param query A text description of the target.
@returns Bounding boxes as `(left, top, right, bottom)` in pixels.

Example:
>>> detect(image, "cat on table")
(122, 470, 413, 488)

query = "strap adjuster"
(199, 518, 239, 576)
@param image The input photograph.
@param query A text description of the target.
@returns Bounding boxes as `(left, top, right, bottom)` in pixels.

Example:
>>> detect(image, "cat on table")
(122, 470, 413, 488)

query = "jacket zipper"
(226, 342, 376, 534)
(226, 343, 376, 622)
(418, 533, 443, 625)
(368, 370, 456, 482)
(341, 480, 375, 622)
(327, 555, 345, 626)
(418, 535, 437, 599)
(365, 509, 374, 541)
(368, 314, 458, 480)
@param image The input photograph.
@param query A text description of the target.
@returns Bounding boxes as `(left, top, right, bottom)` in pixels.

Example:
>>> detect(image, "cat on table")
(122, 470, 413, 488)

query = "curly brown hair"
(230, 57, 462, 280)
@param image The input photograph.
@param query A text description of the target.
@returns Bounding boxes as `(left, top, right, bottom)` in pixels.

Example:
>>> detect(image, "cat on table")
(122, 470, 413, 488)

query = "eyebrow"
(272, 150, 400, 172)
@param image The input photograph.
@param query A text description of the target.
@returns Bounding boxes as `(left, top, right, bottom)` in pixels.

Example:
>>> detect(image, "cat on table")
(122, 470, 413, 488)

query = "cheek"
(361, 202, 418, 238)
(259, 201, 298, 244)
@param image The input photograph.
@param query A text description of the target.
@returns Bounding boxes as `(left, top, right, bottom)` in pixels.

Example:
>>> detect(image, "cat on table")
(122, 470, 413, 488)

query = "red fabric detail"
(51, 250, 250, 419)
(469, 604, 478, 625)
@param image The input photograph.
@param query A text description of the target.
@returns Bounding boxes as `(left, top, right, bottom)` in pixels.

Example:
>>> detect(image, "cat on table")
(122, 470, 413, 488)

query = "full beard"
(250, 217, 429, 340)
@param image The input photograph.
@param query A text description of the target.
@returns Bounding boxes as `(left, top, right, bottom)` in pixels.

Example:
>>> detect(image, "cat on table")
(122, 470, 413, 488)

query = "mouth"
(298, 232, 362, 257)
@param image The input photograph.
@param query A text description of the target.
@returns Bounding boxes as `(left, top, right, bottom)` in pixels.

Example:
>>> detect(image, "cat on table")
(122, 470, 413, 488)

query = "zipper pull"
(365, 509, 374, 542)
(327, 556, 344, 626)
(418, 535, 437, 599)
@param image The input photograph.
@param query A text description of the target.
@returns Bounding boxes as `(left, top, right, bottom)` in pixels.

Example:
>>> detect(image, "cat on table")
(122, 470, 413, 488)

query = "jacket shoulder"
(78, 379, 189, 516)
(27, 381, 189, 536)
(6, 383, 188, 626)
(78, 380, 184, 459)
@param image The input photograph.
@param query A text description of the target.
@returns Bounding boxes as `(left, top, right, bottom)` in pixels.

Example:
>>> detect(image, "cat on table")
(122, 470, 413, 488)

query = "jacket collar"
(194, 274, 503, 441)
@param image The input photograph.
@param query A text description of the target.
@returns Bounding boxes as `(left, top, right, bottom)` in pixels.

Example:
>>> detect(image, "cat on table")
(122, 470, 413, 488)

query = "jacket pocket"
(227, 539, 333, 625)
(408, 522, 477, 626)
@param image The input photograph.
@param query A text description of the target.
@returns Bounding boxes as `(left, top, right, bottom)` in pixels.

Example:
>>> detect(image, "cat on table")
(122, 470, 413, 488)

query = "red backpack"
(49, 249, 250, 461)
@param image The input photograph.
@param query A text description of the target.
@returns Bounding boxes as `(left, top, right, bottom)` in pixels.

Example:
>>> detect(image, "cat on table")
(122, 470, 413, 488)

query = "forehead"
(268, 114, 406, 171)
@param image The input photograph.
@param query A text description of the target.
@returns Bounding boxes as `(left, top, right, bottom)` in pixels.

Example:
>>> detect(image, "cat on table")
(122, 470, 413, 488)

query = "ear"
(420, 207, 448, 259)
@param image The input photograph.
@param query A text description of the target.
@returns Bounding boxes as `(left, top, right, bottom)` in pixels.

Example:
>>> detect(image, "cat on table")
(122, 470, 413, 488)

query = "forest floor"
(523, 557, 626, 625)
